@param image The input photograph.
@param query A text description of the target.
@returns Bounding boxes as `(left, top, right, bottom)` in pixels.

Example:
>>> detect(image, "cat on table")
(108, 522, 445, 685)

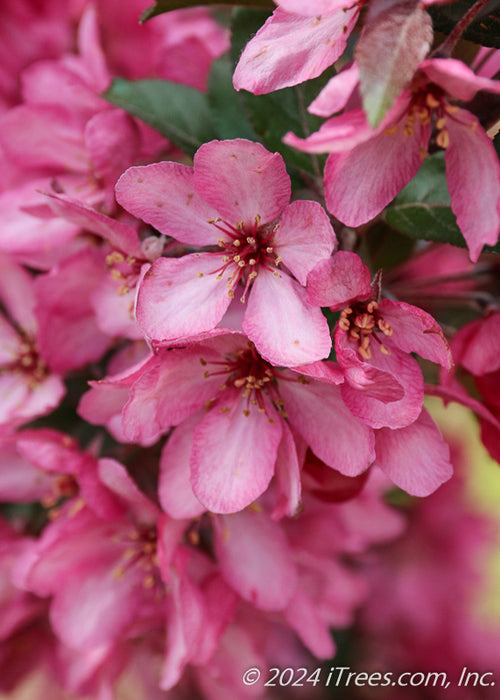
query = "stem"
(435, 0, 492, 57)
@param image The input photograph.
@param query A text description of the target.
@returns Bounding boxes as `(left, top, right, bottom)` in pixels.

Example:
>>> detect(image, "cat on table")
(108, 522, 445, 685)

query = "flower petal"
(190, 390, 282, 513)
(374, 408, 453, 496)
(243, 268, 331, 366)
(193, 139, 290, 227)
(307, 251, 372, 309)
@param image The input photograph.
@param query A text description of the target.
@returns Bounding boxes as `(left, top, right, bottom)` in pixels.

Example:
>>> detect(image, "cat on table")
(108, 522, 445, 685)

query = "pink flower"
(285, 58, 500, 261)
(83, 331, 375, 513)
(233, 0, 361, 94)
(116, 139, 336, 366)
(307, 251, 453, 429)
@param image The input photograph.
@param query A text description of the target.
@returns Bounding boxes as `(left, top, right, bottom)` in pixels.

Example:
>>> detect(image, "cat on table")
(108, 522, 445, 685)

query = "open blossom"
(285, 58, 500, 261)
(81, 331, 375, 513)
(233, 0, 361, 94)
(307, 251, 453, 429)
(116, 138, 335, 366)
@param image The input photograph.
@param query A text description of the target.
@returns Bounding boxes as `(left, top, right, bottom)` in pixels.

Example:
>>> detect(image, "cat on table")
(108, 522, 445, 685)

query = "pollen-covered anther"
(354, 313, 376, 332)
(426, 93, 440, 109)
(436, 128, 450, 149)
(247, 237, 256, 245)
(106, 251, 125, 266)
(378, 319, 393, 336)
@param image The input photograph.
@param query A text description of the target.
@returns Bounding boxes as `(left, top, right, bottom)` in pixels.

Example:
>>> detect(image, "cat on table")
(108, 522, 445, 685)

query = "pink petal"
(324, 115, 430, 226)
(233, 6, 359, 94)
(306, 251, 372, 309)
(284, 109, 374, 154)
(454, 313, 500, 376)
(136, 254, 233, 343)
(190, 390, 282, 513)
(444, 109, 500, 261)
(378, 299, 453, 368)
(0, 254, 37, 332)
(115, 163, 221, 246)
(91, 275, 142, 340)
(97, 458, 159, 523)
(420, 57, 500, 102)
(193, 139, 290, 227)
(308, 62, 360, 117)
(243, 268, 331, 366)
(0, 105, 88, 172)
(272, 200, 336, 285)
(339, 339, 424, 429)
(374, 408, 453, 495)
(159, 414, 206, 519)
(0, 436, 54, 502)
(214, 509, 297, 610)
(279, 375, 375, 476)
(42, 191, 143, 258)
(272, 422, 302, 520)
(276, 0, 357, 13)
(284, 589, 336, 658)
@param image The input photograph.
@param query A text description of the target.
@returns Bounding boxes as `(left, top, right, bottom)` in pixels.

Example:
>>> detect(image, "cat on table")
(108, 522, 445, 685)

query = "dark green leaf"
(429, 0, 500, 49)
(231, 7, 329, 177)
(103, 78, 218, 157)
(141, 0, 274, 23)
(386, 152, 500, 253)
(207, 56, 259, 140)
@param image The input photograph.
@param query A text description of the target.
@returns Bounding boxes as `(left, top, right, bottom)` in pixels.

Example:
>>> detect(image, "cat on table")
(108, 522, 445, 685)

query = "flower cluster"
(0, 0, 499, 697)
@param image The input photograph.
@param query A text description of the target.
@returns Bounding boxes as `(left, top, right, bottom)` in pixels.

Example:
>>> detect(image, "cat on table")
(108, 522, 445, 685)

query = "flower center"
(1, 336, 48, 387)
(200, 342, 287, 420)
(338, 300, 393, 360)
(206, 216, 282, 302)
(403, 77, 461, 151)
(113, 525, 163, 595)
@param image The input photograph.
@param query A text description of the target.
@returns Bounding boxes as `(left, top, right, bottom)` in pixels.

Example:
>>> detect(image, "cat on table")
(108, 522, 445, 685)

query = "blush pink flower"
(307, 251, 453, 429)
(116, 139, 336, 366)
(285, 58, 500, 261)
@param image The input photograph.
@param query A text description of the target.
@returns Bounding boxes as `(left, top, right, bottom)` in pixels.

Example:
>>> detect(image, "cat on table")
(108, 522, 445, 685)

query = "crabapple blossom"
(117, 138, 336, 366)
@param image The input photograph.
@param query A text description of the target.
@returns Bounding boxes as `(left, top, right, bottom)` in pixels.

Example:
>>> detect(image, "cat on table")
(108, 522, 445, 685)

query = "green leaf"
(429, 0, 500, 49)
(231, 7, 329, 177)
(207, 56, 259, 140)
(141, 0, 274, 23)
(103, 78, 218, 157)
(356, 0, 433, 127)
(385, 152, 500, 253)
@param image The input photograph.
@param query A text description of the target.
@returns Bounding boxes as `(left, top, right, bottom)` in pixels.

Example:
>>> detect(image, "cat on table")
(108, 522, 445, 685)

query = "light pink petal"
(284, 588, 336, 658)
(374, 408, 453, 496)
(97, 458, 159, 523)
(85, 109, 140, 191)
(324, 116, 430, 226)
(34, 250, 111, 374)
(337, 337, 405, 402)
(42, 191, 143, 258)
(122, 345, 223, 442)
(77, 5, 111, 93)
(243, 268, 331, 366)
(233, 6, 359, 94)
(306, 251, 372, 309)
(339, 338, 424, 429)
(420, 57, 500, 102)
(91, 275, 142, 340)
(50, 556, 142, 650)
(159, 414, 206, 519)
(0, 254, 37, 332)
(161, 569, 205, 690)
(0, 179, 80, 257)
(378, 299, 452, 368)
(0, 105, 88, 172)
(272, 422, 302, 520)
(276, 0, 357, 14)
(0, 437, 54, 502)
(444, 109, 500, 261)
(0, 373, 65, 428)
(308, 62, 360, 117)
(284, 109, 373, 154)
(214, 509, 297, 610)
(272, 200, 336, 285)
(136, 254, 232, 343)
(279, 376, 375, 476)
(190, 390, 282, 513)
(0, 312, 20, 363)
(193, 139, 290, 227)
(115, 163, 221, 246)
(15, 429, 82, 476)
(290, 360, 343, 384)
